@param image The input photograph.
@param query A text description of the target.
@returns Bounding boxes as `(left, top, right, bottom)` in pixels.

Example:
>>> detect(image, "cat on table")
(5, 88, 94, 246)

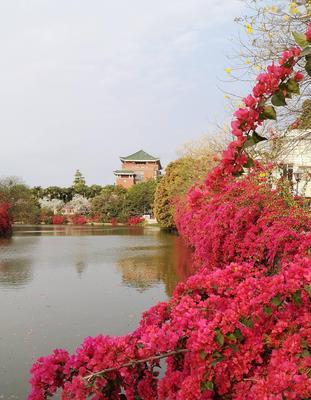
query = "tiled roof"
(113, 170, 134, 175)
(120, 149, 159, 161)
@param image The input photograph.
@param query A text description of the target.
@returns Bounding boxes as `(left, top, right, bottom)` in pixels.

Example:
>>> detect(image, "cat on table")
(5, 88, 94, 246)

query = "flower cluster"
(52, 215, 66, 225)
(69, 214, 88, 225)
(28, 25, 311, 400)
(207, 46, 302, 186)
(127, 216, 145, 226)
(0, 203, 12, 237)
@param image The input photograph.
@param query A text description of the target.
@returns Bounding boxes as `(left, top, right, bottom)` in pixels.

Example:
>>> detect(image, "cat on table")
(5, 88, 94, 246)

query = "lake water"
(0, 225, 193, 399)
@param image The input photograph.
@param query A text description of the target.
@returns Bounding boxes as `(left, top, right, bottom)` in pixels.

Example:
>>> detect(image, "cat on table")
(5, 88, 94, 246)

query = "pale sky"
(0, 0, 247, 187)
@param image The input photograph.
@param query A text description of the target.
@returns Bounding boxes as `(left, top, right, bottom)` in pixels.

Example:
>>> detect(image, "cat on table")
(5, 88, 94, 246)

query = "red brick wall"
(116, 176, 135, 188)
(122, 161, 160, 181)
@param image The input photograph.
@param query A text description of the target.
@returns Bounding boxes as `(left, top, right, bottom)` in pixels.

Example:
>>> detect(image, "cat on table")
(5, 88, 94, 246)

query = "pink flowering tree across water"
(28, 26, 311, 399)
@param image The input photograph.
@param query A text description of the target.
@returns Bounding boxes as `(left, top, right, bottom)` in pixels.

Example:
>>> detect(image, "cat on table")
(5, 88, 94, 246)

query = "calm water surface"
(0, 225, 193, 399)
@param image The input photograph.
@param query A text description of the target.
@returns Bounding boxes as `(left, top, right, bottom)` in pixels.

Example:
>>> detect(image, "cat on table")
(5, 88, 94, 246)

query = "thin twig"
(83, 349, 189, 382)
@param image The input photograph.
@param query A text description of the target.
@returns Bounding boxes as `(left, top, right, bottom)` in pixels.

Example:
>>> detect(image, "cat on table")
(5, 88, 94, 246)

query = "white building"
(273, 129, 311, 197)
(254, 128, 311, 197)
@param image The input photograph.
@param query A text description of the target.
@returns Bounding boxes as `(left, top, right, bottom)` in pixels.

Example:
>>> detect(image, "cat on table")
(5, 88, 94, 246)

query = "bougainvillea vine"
(28, 24, 311, 400)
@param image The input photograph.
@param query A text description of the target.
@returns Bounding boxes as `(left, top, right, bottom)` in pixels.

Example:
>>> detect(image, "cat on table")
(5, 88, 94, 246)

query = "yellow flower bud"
(225, 67, 232, 75)
(289, 2, 299, 14)
(245, 23, 253, 34)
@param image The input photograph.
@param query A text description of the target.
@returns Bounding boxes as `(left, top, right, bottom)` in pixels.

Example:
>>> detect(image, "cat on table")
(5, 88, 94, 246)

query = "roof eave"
(113, 171, 134, 176)
(120, 157, 160, 162)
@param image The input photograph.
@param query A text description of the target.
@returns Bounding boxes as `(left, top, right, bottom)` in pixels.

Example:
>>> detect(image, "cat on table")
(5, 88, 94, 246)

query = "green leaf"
(226, 333, 236, 341)
(253, 131, 267, 143)
(211, 351, 225, 366)
(304, 284, 311, 298)
(271, 90, 286, 106)
(292, 32, 309, 48)
(212, 351, 223, 359)
(243, 137, 255, 148)
(271, 294, 282, 307)
(239, 316, 254, 328)
(263, 306, 273, 316)
(305, 59, 311, 77)
(229, 343, 238, 352)
(244, 157, 255, 168)
(200, 350, 207, 360)
(233, 328, 244, 343)
(286, 78, 300, 95)
(301, 339, 308, 349)
(243, 132, 267, 149)
(301, 349, 311, 358)
(301, 46, 311, 57)
(214, 329, 224, 346)
(201, 381, 214, 392)
(263, 105, 276, 120)
(292, 290, 302, 305)
(279, 83, 292, 99)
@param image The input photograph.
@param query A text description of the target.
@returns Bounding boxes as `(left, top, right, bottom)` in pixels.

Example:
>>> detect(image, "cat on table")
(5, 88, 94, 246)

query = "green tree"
(91, 185, 128, 222)
(154, 153, 217, 230)
(31, 186, 44, 199)
(40, 186, 73, 202)
(73, 170, 87, 196)
(126, 180, 158, 216)
(0, 177, 40, 223)
(73, 169, 86, 186)
(85, 184, 103, 199)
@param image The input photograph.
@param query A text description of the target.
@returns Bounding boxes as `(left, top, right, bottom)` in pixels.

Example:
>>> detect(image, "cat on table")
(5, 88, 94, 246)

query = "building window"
(281, 164, 293, 182)
(134, 172, 144, 182)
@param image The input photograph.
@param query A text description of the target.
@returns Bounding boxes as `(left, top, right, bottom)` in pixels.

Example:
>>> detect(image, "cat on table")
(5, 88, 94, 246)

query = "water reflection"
(0, 258, 33, 288)
(75, 259, 87, 276)
(0, 227, 194, 292)
(12, 225, 150, 237)
(117, 235, 193, 296)
(0, 237, 35, 288)
(0, 225, 194, 398)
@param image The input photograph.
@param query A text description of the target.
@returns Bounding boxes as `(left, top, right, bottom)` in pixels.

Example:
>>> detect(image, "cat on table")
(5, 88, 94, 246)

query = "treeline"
(0, 173, 158, 225)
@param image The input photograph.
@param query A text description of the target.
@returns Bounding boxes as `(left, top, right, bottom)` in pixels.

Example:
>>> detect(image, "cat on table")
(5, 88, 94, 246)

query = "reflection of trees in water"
(117, 235, 193, 296)
(75, 258, 87, 276)
(0, 237, 34, 288)
(0, 258, 33, 288)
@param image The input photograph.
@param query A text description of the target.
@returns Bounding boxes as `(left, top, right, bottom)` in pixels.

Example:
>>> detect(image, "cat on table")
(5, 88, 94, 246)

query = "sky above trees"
(0, 0, 247, 186)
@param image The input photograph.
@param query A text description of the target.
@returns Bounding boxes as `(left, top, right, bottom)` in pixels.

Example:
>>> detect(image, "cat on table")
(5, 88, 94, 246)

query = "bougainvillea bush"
(52, 215, 66, 225)
(69, 214, 88, 225)
(28, 26, 311, 400)
(127, 216, 145, 226)
(0, 203, 12, 237)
